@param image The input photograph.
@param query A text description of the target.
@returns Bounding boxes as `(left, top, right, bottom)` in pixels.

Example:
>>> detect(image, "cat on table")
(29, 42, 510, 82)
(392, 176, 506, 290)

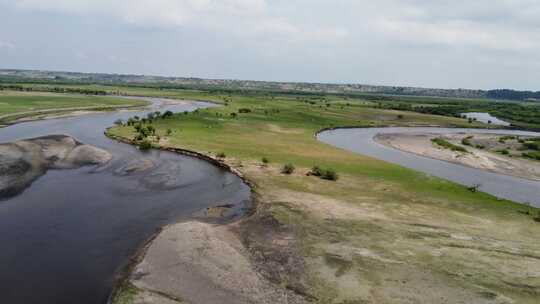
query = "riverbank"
(108, 93, 540, 304)
(375, 132, 540, 181)
(0, 91, 148, 127)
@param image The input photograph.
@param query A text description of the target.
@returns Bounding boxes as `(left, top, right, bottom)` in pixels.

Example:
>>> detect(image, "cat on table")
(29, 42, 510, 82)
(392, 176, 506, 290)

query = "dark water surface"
(0, 98, 250, 304)
(318, 127, 540, 207)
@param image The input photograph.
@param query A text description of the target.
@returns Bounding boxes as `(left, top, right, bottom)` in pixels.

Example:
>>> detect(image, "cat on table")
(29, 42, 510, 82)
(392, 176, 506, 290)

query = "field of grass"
(108, 90, 540, 303)
(0, 91, 147, 125)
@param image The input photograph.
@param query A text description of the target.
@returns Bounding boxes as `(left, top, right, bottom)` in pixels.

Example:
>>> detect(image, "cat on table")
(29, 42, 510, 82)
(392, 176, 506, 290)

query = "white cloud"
(11, 0, 346, 42)
(3, 0, 540, 89)
(366, 0, 540, 52)
(0, 40, 15, 50)
(10, 0, 539, 51)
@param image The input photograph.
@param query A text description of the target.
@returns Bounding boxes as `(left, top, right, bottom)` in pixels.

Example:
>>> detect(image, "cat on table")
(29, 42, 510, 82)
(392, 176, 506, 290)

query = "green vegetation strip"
(431, 137, 468, 152)
(0, 91, 147, 124)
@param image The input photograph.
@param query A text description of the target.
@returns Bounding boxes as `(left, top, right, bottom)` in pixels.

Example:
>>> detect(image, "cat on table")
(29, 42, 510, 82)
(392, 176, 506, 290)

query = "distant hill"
(0, 69, 537, 101)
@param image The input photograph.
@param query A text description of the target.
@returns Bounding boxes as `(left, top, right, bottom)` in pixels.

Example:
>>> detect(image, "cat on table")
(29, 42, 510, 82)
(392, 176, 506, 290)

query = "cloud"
(367, 0, 540, 52)
(0, 40, 15, 50)
(11, 0, 347, 42)
(2, 0, 540, 89)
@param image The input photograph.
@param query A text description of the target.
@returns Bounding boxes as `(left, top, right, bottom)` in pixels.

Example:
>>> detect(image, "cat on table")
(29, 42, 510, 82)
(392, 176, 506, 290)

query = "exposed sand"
(0, 135, 112, 199)
(375, 132, 540, 181)
(122, 221, 306, 304)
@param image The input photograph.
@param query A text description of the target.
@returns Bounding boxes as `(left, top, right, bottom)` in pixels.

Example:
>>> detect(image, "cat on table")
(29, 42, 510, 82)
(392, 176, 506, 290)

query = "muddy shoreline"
(0, 104, 147, 128)
(104, 132, 310, 304)
(0, 97, 252, 304)
(375, 132, 540, 181)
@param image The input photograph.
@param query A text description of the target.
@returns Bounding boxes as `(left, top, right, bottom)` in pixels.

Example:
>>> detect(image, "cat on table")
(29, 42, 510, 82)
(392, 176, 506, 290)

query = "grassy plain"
(0, 91, 147, 125)
(108, 90, 540, 303)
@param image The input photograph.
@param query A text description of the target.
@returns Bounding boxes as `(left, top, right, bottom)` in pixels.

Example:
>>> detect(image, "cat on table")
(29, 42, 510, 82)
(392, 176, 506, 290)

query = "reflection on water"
(0, 98, 250, 304)
(461, 112, 510, 126)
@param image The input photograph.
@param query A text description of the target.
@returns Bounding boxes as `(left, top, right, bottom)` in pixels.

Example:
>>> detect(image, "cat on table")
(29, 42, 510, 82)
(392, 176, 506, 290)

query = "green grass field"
(0, 91, 147, 125)
(108, 90, 540, 303)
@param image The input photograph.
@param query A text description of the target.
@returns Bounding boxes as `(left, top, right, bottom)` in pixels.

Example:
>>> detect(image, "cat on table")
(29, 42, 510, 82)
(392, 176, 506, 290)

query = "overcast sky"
(1, 0, 539, 90)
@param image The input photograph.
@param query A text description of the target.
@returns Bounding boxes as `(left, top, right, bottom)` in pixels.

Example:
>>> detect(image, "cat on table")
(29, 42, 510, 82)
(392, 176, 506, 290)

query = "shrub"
(310, 166, 339, 181)
(166, 129, 173, 136)
(431, 137, 468, 152)
(534, 211, 540, 223)
(281, 163, 295, 174)
(310, 166, 323, 176)
(497, 149, 510, 155)
(217, 152, 226, 158)
(461, 136, 473, 146)
(238, 108, 252, 113)
(114, 119, 124, 126)
(397, 114, 404, 119)
(322, 169, 339, 181)
(138, 140, 152, 150)
(262, 157, 269, 165)
(162, 110, 173, 119)
(523, 142, 540, 151)
(230, 113, 237, 118)
(522, 151, 540, 161)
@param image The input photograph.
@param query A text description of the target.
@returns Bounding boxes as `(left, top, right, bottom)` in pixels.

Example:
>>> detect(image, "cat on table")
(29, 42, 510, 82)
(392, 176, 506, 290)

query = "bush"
(217, 152, 226, 158)
(497, 149, 510, 155)
(166, 129, 173, 136)
(310, 166, 323, 176)
(162, 110, 173, 119)
(523, 142, 540, 151)
(138, 140, 152, 150)
(523, 151, 540, 161)
(262, 157, 269, 165)
(238, 108, 252, 113)
(281, 163, 295, 174)
(310, 166, 339, 181)
(322, 169, 339, 181)
(461, 136, 473, 146)
(431, 137, 468, 153)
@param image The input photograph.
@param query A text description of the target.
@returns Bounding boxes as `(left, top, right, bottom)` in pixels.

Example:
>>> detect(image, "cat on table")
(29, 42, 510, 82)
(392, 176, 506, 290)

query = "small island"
(376, 133, 540, 181)
(0, 135, 112, 199)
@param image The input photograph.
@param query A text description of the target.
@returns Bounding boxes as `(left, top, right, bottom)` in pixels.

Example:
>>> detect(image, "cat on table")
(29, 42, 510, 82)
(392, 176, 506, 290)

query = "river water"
(461, 112, 510, 126)
(318, 127, 540, 207)
(0, 98, 251, 304)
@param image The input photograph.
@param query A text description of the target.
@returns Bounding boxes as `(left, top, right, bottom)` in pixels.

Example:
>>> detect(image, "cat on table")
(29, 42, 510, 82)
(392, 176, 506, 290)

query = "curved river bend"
(0, 98, 250, 304)
(318, 127, 540, 207)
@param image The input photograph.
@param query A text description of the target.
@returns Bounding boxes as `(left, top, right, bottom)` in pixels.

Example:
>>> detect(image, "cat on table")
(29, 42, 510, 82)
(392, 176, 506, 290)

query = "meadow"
(0, 91, 147, 125)
(107, 89, 540, 303)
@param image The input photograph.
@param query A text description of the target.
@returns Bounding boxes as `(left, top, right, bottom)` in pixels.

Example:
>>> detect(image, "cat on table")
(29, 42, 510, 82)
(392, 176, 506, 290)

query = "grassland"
(107, 90, 540, 303)
(0, 91, 147, 125)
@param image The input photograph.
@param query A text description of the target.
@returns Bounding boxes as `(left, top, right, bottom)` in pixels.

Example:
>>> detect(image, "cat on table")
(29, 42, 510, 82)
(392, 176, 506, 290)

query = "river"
(318, 127, 540, 207)
(0, 97, 250, 304)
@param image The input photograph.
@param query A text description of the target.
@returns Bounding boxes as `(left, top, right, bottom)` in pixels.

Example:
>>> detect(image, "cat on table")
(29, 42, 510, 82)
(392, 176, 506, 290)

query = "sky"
(0, 0, 539, 90)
